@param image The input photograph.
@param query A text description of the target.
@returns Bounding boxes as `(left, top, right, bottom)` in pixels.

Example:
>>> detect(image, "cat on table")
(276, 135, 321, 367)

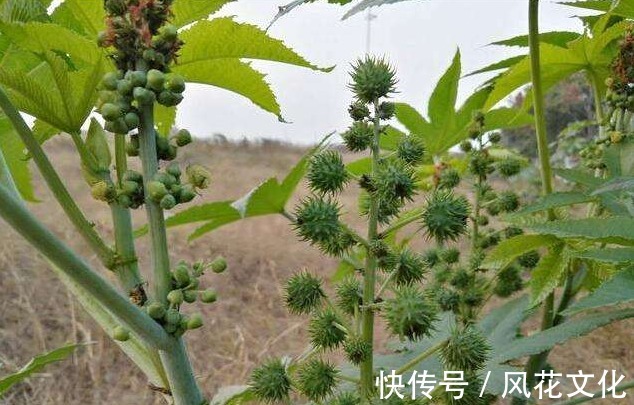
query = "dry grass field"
(0, 137, 632, 404)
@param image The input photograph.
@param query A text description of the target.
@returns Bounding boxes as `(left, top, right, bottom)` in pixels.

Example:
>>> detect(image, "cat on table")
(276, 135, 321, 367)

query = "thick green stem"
(0, 183, 170, 349)
(0, 87, 115, 267)
(519, 1, 557, 401)
(359, 99, 382, 400)
(137, 103, 204, 405)
(395, 339, 446, 375)
(0, 146, 19, 199)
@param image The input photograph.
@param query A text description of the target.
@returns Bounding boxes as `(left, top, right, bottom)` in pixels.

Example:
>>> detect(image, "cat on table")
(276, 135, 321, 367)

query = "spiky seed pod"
(433, 264, 453, 284)
(113, 325, 130, 342)
(469, 152, 494, 178)
(463, 286, 485, 308)
(377, 251, 399, 271)
(488, 131, 502, 143)
(440, 327, 491, 372)
(396, 136, 425, 165)
(422, 249, 440, 267)
(495, 265, 524, 297)
(422, 191, 470, 243)
(449, 268, 475, 289)
(393, 249, 427, 286)
(496, 158, 522, 177)
(317, 229, 356, 257)
(335, 277, 362, 315)
(383, 285, 437, 341)
(342, 121, 374, 152)
(330, 391, 361, 405)
(518, 250, 540, 269)
(459, 140, 473, 153)
(378, 101, 396, 120)
(309, 308, 347, 349)
(186, 165, 211, 189)
(284, 272, 325, 314)
(250, 358, 292, 403)
(435, 287, 461, 312)
(369, 239, 390, 258)
(343, 336, 372, 365)
(200, 289, 217, 304)
(348, 101, 370, 121)
(437, 167, 461, 190)
(349, 56, 397, 103)
(438, 247, 460, 265)
(374, 161, 417, 202)
(307, 150, 349, 195)
(469, 249, 486, 272)
(295, 359, 339, 401)
(486, 201, 501, 216)
(359, 192, 402, 224)
(498, 191, 520, 212)
(294, 197, 341, 245)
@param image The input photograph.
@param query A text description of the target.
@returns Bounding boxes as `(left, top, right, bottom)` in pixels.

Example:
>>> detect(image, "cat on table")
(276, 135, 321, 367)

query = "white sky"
(175, 0, 594, 144)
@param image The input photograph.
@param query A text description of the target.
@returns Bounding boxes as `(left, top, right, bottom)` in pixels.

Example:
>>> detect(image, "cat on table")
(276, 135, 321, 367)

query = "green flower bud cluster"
(144, 259, 225, 336)
(115, 170, 145, 209)
(145, 163, 206, 210)
(126, 128, 192, 162)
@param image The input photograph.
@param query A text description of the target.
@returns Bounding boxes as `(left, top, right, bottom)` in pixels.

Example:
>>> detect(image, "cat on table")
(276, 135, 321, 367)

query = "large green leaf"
(0, 113, 34, 200)
(526, 217, 634, 245)
(530, 243, 568, 306)
(0, 0, 49, 23)
(574, 247, 634, 263)
(50, 0, 104, 38)
(171, 0, 234, 28)
(493, 307, 634, 363)
(482, 234, 560, 271)
(0, 343, 82, 394)
(491, 31, 580, 48)
(428, 49, 460, 130)
(514, 192, 596, 215)
(565, 266, 634, 314)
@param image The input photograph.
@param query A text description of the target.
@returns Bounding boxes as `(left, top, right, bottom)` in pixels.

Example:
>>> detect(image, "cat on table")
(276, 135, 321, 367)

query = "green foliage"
(565, 266, 634, 314)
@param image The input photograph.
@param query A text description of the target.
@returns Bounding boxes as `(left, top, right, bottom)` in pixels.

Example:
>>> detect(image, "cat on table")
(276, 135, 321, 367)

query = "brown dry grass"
(0, 137, 632, 404)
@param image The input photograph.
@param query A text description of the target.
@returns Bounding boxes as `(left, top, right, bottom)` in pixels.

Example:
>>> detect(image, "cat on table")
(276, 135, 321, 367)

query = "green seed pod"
(200, 289, 217, 304)
(518, 250, 540, 269)
(459, 140, 473, 153)
(117, 194, 132, 208)
(101, 72, 119, 91)
(396, 136, 425, 165)
(449, 268, 474, 289)
(164, 322, 178, 334)
(309, 308, 347, 349)
(147, 181, 168, 201)
(120, 180, 139, 196)
(294, 196, 341, 246)
(378, 101, 396, 120)
(178, 184, 197, 203)
(133, 87, 155, 106)
(307, 150, 349, 195)
(147, 302, 166, 319)
(105, 0, 126, 15)
(158, 90, 183, 107)
(342, 121, 374, 152)
(486, 201, 501, 216)
(211, 256, 227, 273)
(295, 359, 339, 401)
(469, 152, 494, 178)
(423, 248, 440, 267)
(249, 358, 291, 403)
(433, 265, 453, 284)
(343, 336, 371, 365)
(498, 191, 520, 212)
(383, 285, 437, 341)
(117, 79, 133, 96)
(167, 289, 184, 305)
(496, 158, 522, 177)
(165, 73, 186, 93)
(284, 272, 325, 314)
(331, 392, 361, 405)
(422, 191, 470, 243)
(374, 160, 417, 202)
(123, 169, 142, 183)
(437, 167, 461, 190)
(165, 163, 181, 179)
(440, 326, 491, 372)
(127, 70, 147, 88)
(160, 194, 177, 210)
(335, 277, 362, 315)
(124, 112, 140, 129)
(463, 285, 485, 307)
(104, 118, 129, 135)
(187, 313, 203, 330)
(101, 103, 122, 121)
(186, 165, 212, 189)
(91, 181, 116, 202)
(348, 101, 370, 121)
(159, 24, 178, 41)
(393, 249, 427, 286)
(435, 287, 460, 312)
(165, 308, 181, 325)
(112, 325, 130, 342)
(173, 129, 192, 147)
(173, 265, 191, 287)
(495, 265, 524, 297)
(476, 215, 489, 226)
(488, 132, 502, 143)
(183, 290, 198, 303)
(439, 247, 460, 265)
(349, 56, 397, 103)
(146, 69, 165, 92)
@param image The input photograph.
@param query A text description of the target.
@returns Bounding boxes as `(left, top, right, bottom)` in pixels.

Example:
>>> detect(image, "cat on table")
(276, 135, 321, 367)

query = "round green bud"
(91, 181, 116, 202)
(249, 358, 291, 403)
(383, 285, 437, 341)
(173, 129, 192, 147)
(476, 215, 489, 226)
(186, 313, 203, 330)
(166, 162, 182, 178)
(112, 326, 130, 342)
(285, 272, 324, 314)
(422, 191, 470, 243)
(124, 112, 139, 129)
(160, 24, 178, 41)
(166, 74, 186, 93)
(146, 69, 165, 92)
(183, 290, 198, 303)
(309, 308, 347, 349)
(101, 72, 119, 91)
(201, 289, 217, 304)
(173, 265, 191, 287)
(104, 118, 129, 134)
(167, 289, 184, 305)
(123, 169, 142, 183)
(165, 308, 181, 325)
(121, 180, 139, 195)
(127, 70, 147, 88)
(186, 165, 211, 189)
(101, 103, 122, 121)
(348, 101, 370, 121)
(504, 226, 524, 238)
(349, 56, 397, 103)
(343, 336, 371, 365)
(157, 90, 183, 107)
(307, 150, 349, 195)
(147, 181, 168, 201)
(133, 87, 155, 105)
(117, 79, 133, 96)
(164, 322, 178, 334)
(295, 359, 339, 401)
(178, 184, 197, 203)
(147, 302, 166, 319)
(160, 194, 177, 210)
(440, 326, 491, 372)
(211, 256, 227, 273)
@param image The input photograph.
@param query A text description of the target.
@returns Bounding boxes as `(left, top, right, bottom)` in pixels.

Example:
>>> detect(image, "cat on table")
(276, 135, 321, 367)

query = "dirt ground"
(0, 137, 632, 404)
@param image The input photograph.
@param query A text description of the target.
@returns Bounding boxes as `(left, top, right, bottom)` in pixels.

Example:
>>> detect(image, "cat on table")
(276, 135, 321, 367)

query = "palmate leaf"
(490, 31, 580, 48)
(176, 17, 332, 119)
(0, 113, 34, 201)
(526, 217, 634, 245)
(482, 234, 560, 271)
(565, 266, 634, 314)
(171, 0, 234, 28)
(513, 191, 597, 215)
(51, 0, 105, 38)
(530, 243, 568, 306)
(0, 0, 49, 23)
(0, 343, 82, 394)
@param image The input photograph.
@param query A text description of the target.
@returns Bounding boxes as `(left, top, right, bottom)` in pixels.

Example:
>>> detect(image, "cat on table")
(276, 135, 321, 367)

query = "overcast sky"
(175, 0, 593, 145)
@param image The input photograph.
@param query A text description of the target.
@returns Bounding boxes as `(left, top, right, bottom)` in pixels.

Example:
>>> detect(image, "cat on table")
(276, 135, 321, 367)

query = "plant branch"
(395, 339, 446, 376)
